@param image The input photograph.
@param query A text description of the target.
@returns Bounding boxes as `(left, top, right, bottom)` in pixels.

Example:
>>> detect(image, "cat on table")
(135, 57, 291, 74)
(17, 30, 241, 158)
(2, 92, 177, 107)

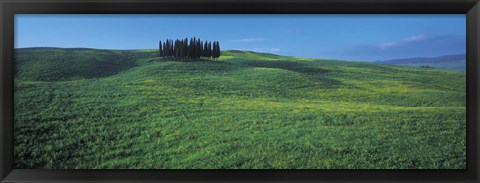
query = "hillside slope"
(14, 48, 466, 169)
(15, 48, 157, 81)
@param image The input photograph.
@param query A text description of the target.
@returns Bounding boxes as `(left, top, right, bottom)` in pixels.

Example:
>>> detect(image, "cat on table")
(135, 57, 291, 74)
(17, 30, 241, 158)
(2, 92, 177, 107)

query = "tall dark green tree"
(183, 38, 188, 59)
(203, 42, 208, 58)
(169, 39, 174, 57)
(200, 39, 203, 59)
(159, 40, 163, 57)
(165, 39, 170, 58)
(207, 41, 212, 58)
(212, 41, 221, 59)
(196, 38, 201, 59)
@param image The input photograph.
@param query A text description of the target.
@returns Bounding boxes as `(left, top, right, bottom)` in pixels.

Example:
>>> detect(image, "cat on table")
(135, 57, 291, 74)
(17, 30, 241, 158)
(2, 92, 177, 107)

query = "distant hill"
(377, 53, 465, 72)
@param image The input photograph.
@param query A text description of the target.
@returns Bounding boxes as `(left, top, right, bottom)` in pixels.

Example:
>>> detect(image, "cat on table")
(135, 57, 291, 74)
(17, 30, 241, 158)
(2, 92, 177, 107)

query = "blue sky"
(15, 14, 465, 61)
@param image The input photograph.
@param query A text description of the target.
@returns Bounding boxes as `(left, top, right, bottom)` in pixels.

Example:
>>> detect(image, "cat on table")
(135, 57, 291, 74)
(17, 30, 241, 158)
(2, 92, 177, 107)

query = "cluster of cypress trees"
(159, 37, 220, 61)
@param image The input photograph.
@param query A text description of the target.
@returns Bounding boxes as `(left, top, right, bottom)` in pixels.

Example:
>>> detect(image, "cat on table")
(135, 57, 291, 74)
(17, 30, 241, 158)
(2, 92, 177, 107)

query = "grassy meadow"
(14, 48, 466, 169)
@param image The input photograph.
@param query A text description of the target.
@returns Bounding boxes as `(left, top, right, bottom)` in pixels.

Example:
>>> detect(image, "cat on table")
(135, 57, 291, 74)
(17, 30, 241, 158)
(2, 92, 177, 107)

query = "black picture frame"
(1, 0, 479, 182)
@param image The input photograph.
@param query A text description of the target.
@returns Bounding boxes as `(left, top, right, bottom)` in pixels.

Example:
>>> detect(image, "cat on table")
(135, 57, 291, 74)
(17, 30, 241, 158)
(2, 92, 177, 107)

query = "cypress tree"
(200, 40, 204, 59)
(163, 40, 166, 57)
(159, 40, 163, 57)
(166, 39, 170, 58)
(165, 40, 169, 58)
(175, 40, 177, 58)
(208, 41, 212, 58)
(212, 41, 216, 59)
(169, 39, 174, 58)
(188, 37, 195, 58)
(179, 39, 182, 61)
(179, 39, 183, 59)
(183, 38, 188, 60)
(192, 37, 196, 60)
(193, 37, 197, 60)
(175, 39, 181, 59)
(218, 41, 221, 58)
(188, 38, 192, 59)
(196, 38, 201, 60)
(213, 41, 221, 60)
(203, 42, 208, 57)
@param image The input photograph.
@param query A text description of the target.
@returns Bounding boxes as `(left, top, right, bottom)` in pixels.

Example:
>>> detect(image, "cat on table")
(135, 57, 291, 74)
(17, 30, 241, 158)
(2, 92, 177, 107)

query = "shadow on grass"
(238, 60, 343, 87)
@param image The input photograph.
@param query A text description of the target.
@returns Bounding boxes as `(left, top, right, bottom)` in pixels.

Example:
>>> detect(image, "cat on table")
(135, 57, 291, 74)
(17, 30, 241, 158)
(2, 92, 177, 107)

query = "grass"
(14, 48, 466, 169)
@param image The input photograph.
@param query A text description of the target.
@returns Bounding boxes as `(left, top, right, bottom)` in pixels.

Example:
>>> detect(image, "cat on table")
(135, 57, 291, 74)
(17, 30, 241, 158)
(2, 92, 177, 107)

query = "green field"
(14, 48, 466, 169)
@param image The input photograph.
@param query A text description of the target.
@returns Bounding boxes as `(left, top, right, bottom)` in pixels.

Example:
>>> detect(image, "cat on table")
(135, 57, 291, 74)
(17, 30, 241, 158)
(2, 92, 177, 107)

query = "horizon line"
(14, 46, 466, 62)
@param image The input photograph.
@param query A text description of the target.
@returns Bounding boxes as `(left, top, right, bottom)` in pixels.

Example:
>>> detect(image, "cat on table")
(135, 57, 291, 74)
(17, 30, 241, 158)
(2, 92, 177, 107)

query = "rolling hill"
(14, 48, 466, 169)
(376, 53, 466, 72)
